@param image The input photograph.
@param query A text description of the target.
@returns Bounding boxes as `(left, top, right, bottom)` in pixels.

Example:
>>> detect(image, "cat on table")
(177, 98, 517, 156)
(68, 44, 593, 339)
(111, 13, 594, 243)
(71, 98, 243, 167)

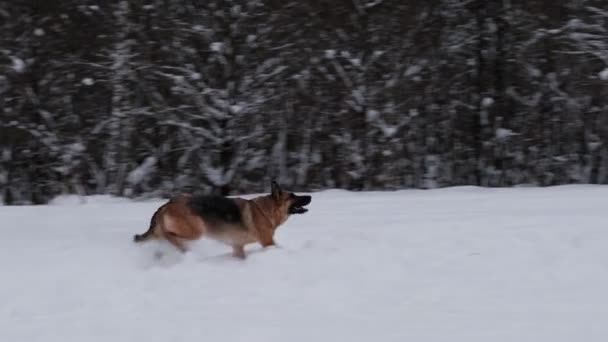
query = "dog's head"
(270, 181, 312, 216)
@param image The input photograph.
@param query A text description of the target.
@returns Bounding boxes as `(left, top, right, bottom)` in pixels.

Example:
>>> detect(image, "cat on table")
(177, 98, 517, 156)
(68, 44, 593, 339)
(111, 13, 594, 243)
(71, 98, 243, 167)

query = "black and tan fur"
(133, 182, 311, 259)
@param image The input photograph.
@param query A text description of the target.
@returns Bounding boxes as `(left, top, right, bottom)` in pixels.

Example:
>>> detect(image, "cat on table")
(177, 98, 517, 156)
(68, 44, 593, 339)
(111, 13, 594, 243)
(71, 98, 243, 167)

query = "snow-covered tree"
(2, 0, 607, 204)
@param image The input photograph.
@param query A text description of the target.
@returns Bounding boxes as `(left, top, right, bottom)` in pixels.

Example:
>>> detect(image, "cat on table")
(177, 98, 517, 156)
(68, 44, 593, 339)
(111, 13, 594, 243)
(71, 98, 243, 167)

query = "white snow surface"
(2, 185, 608, 342)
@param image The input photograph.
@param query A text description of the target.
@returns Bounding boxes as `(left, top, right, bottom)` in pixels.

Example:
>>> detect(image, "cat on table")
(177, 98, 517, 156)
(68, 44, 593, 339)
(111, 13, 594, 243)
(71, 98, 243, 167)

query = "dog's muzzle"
(289, 195, 311, 214)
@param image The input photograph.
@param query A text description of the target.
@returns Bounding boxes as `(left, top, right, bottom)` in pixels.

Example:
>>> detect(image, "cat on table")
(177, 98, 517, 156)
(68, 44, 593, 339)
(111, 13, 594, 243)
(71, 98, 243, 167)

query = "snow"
(482, 97, 495, 107)
(372, 50, 385, 58)
(67, 141, 85, 154)
(231, 5, 241, 16)
(496, 127, 516, 140)
(380, 125, 398, 137)
(48, 194, 132, 206)
(588, 141, 602, 151)
(599, 68, 608, 81)
(82, 78, 95, 86)
(10, 57, 25, 73)
(366, 109, 380, 121)
(2, 148, 11, 161)
(210, 42, 224, 53)
(404, 65, 422, 77)
(126, 156, 157, 185)
(2, 185, 608, 342)
(230, 104, 243, 114)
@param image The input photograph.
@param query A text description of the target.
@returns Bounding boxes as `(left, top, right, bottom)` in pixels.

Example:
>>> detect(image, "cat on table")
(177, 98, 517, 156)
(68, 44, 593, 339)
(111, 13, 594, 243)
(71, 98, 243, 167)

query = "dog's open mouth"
(289, 206, 308, 214)
(289, 195, 311, 214)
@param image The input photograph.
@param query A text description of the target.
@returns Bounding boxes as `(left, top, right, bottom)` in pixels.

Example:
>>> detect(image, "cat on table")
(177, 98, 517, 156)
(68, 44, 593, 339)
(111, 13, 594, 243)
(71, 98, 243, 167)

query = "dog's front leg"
(258, 230, 276, 248)
(232, 245, 246, 259)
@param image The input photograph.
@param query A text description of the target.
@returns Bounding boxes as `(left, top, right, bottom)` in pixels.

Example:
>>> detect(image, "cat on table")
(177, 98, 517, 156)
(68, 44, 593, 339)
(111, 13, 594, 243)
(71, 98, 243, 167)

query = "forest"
(1, 0, 607, 204)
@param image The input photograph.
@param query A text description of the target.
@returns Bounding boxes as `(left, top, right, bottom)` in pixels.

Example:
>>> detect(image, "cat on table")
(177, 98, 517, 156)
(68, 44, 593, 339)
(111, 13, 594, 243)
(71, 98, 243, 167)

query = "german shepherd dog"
(133, 182, 311, 258)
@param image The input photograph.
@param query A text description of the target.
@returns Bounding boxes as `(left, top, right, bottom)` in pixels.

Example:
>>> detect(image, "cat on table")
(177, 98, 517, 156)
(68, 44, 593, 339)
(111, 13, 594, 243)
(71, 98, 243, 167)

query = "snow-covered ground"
(2, 185, 608, 342)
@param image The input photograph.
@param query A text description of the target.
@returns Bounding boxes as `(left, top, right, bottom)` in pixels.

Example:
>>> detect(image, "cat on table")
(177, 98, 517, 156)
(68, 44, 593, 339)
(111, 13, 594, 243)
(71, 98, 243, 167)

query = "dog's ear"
(271, 181, 281, 200)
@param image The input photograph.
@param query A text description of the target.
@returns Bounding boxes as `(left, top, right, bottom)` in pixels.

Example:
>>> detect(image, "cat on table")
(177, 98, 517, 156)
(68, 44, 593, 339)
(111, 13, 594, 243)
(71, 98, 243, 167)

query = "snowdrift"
(1, 185, 607, 342)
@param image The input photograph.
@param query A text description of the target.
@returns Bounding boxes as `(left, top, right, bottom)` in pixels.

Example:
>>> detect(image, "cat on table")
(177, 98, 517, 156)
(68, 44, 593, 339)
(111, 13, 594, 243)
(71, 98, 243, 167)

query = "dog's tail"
(133, 205, 163, 243)
(133, 232, 151, 242)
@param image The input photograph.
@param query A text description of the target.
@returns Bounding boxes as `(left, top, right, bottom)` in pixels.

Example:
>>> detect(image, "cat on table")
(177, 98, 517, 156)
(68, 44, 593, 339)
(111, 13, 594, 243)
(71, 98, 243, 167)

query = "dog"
(133, 182, 311, 258)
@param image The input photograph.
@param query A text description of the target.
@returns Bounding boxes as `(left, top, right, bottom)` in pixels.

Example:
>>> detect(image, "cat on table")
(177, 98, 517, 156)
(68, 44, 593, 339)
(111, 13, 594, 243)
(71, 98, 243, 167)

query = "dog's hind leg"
(165, 232, 188, 253)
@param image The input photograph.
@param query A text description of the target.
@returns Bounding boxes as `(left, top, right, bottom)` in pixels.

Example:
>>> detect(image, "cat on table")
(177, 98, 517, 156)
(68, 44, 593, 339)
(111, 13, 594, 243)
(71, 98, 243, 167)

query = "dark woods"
(1, 0, 607, 204)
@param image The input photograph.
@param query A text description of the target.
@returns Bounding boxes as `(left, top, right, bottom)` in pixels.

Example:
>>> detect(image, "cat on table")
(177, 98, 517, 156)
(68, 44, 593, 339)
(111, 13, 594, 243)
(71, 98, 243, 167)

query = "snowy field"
(1, 185, 608, 342)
